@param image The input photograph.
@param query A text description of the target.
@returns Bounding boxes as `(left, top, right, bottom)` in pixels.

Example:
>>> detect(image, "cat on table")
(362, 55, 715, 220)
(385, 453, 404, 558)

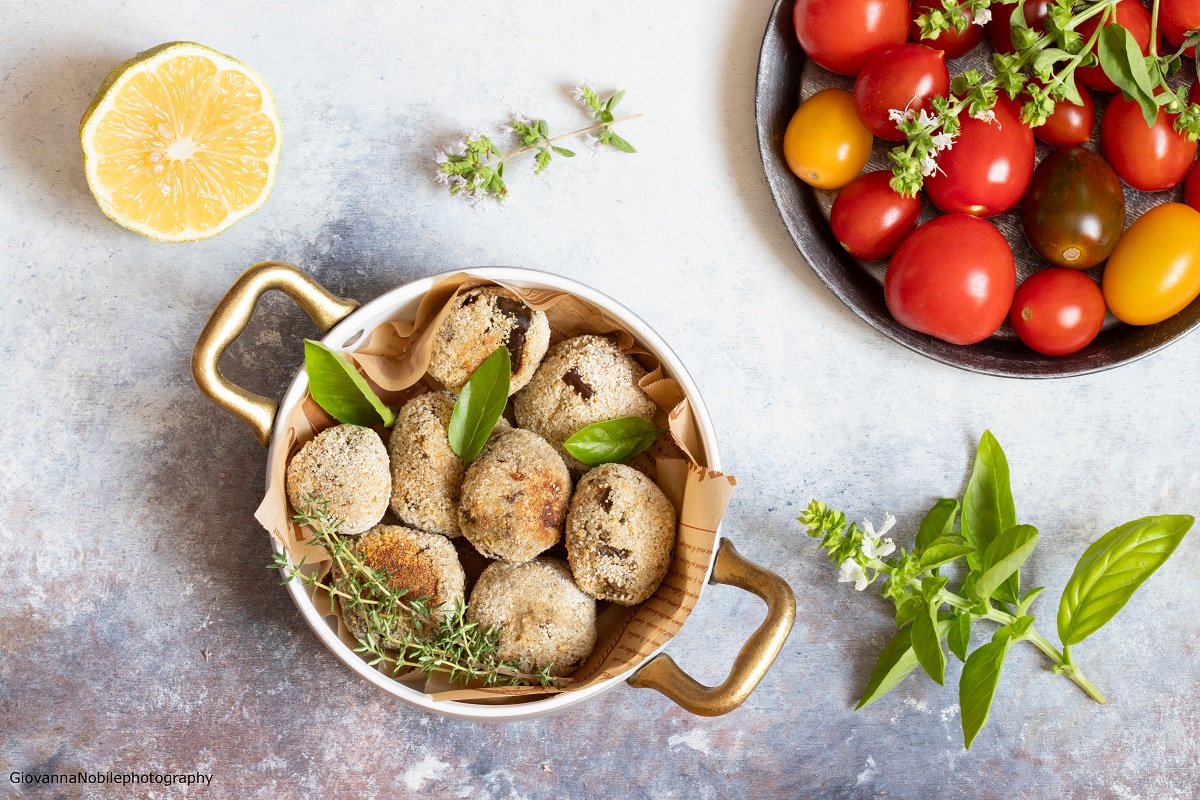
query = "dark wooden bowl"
(754, 0, 1200, 378)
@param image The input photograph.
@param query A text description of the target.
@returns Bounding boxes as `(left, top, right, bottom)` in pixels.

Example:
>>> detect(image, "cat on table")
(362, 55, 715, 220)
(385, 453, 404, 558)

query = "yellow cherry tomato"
(1103, 203, 1200, 326)
(783, 87, 873, 190)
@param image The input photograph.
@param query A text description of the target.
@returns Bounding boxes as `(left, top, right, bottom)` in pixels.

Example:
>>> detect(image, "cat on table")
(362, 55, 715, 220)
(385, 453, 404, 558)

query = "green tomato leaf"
(563, 416, 664, 466)
(948, 612, 971, 663)
(856, 618, 951, 710)
(304, 339, 396, 427)
(1057, 515, 1195, 646)
(912, 605, 948, 685)
(961, 431, 1016, 572)
(916, 498, 959, 551)
(447, 346, 511, 461)
(1097, 23, 1160, 127)
(975, 525, 1039, 601)
(960, 635, 1013, 749)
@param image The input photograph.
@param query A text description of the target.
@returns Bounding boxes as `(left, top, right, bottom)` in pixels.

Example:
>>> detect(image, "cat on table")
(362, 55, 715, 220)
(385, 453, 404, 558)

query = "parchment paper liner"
(256, 273, 736, 702)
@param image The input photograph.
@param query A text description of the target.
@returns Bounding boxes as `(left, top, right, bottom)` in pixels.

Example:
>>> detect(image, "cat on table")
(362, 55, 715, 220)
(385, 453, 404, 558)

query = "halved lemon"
(80, 42, 281, 242)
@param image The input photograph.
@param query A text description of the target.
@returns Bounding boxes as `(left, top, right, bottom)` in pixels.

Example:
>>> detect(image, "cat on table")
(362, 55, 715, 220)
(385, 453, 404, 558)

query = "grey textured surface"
(2, 1, 1198, 798)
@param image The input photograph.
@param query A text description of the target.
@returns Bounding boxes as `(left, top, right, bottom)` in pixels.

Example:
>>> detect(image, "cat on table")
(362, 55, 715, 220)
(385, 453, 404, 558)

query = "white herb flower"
(449, 140, 468, 156)
(434, 170, 451, 186)
(472, 173, 484, 187)
(889, 108, 916, 124)
(451, 175, 467, 189)
(434, 149, 449, 165)
(917, 109, 937, 128)
(921, 155, 943, 177)
(973, 8, 992, 25)
(972, 108, 998, 125)
(931, 132, 956, 151)
(839, 559, 869, 591)
(572, 85, 590, 102)
(861, 536, 896, 560)
(862, 513, 896, 540)
(513, 114, 532, 127)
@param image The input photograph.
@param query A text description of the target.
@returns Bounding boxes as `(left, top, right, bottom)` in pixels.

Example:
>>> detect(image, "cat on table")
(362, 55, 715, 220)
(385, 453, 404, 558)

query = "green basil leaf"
(975, 525, 1039, 600)
(607, 89, 626, 110)
(551, 145, 576, 157)
(304, 339, 396, 427)
(1032, 47, 1072, 76)
(1098, 23, 1160, 127)
(600, 110, 615, 124)
(916, 498, 959, 551)
(948, 612, 971, 663)
(920, 539, 976, 571)
(912, 604, 948, 685)
(448, 346, 511, 461)
(960, 636, 1013, 749)
(856, 618, 950, 710)
(1057, 515, 1194, 646)
(1017, 586, 1045, 616)
(962, 431, 1016, 571)
(563, 416, 664, 466)
(895, 596, 923, 627)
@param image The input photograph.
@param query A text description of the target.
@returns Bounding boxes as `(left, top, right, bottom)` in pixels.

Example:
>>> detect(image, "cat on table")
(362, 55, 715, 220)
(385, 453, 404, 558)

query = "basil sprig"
(447, 346, 511, 461)
(304, 339, 396, 427)
(563, 416, 665, 466)
(799, 431, 1194, 750)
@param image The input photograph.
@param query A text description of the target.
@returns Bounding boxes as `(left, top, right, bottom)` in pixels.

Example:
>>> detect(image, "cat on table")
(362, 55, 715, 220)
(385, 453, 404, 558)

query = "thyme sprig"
(269, 494, 564, 688)
(434, 84, 640, 204)
(892, 0, 1200, 196)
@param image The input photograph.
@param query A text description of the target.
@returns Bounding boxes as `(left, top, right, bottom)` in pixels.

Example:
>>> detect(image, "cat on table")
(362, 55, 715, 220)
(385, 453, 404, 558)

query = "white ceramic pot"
(194, 262, 795, 721)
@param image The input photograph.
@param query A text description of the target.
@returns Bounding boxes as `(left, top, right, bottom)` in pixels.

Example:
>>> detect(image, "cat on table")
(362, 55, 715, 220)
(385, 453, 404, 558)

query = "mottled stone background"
(2, 1, 1198, 798)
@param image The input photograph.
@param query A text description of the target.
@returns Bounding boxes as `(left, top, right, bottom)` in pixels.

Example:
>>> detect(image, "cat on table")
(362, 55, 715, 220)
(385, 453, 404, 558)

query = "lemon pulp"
(80, 42, 281, 242)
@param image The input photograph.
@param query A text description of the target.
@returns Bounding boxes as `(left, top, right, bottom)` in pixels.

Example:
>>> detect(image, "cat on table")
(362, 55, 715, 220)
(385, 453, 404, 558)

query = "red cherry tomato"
(1100, 94, 1198, 192)
(1032, 79, 1095, 146)
(1160, 0, 1200, 57)
(793, 0, 910, 75)
(988, 1, 1051, 54)
(909, 0, 984, 59)
(1191, 79, 1200, 106)
(885, 213, 1016, 345)
(854, 44, 950, 140)
(924, 96, 1035, 217)
(830, 171, 922, 260)
(1187, 161, 1200, 212)
(1009, 269, 1106, 356)
(1076, 0, 1154, 93)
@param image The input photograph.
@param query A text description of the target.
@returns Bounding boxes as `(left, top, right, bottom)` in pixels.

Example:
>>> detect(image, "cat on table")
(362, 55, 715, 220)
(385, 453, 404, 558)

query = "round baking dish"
(193, 261, 795, 720)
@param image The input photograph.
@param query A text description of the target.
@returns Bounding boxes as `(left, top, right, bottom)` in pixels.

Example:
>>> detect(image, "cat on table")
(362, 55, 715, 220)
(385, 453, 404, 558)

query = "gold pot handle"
(627, 538, 796, 716)
(192, 261, 360, 446)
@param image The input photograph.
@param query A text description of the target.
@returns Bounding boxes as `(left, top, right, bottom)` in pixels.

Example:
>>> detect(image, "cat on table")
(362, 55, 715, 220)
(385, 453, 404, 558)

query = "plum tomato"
(1009, 269, 1106, 356)
(924, 96, 1035, 217)
(854, 44, 949, 140)
(1032, 79, 1094, 146)
(1103, 203, 1200, 325)
(830, 171, 922, 260)
(783, 88, 873, 189)
(988, 1, 1051, 54)
(909, 0, 984, 59)
(1076, 0, 1154, 93)
(1160, 0, 1200, 57)
(1100, 94, 1198, 192)
(1022, 146, 1125, 269)
(885, 213, 1016, 345)
(793, 0, 910, 75)
(1186, 161, 1200, 212)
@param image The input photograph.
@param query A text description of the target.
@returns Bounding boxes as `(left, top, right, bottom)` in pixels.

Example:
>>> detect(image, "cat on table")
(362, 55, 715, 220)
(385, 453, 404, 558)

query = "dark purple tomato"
(854, 44, 950, 140)
(909, 0, 984, 59)
(1022, 146, 1125, 270)
(830, 171, 922, 260)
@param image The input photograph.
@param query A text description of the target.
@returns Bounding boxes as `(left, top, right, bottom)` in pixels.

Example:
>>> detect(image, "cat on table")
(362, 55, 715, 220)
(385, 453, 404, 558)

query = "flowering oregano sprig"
(434, 84, 641, 204)
(798, 430, 1194, 749)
